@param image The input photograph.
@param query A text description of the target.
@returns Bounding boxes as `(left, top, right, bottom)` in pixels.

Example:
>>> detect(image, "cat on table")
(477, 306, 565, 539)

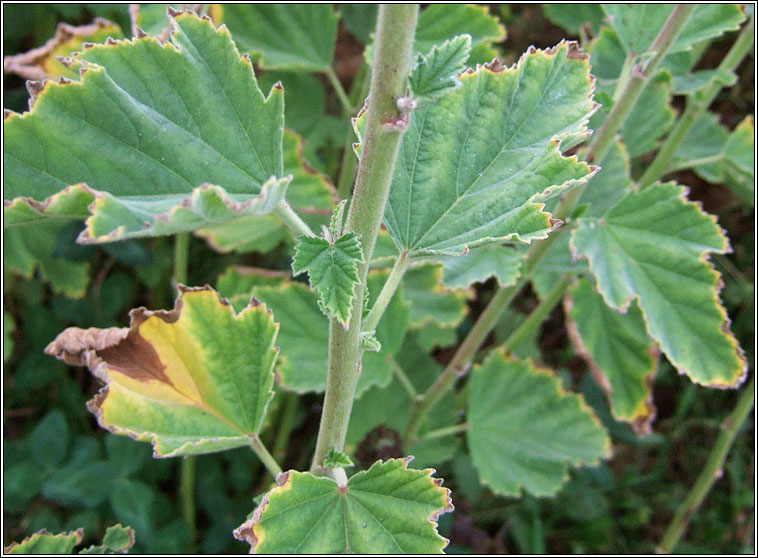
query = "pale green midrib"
(409, 56, 584, 250)
(176, 23, 279, 179)
(402, 107, 431, 245)
(293, 496, 341, 552)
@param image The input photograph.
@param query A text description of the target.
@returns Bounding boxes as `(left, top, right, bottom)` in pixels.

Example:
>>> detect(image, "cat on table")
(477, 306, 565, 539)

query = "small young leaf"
(571, 182, 747, 387)
(292, 233, 364, 328)
(5, 529, 83, 555)
(467, 351, 611, 497)
(409, 35, 471, 101)
(360, 331, 382, 352)
(323, 448, 355, 469)
(45, 286, 278, 457)
(565, 278, 659, 435)
(234, 459, 452, 554)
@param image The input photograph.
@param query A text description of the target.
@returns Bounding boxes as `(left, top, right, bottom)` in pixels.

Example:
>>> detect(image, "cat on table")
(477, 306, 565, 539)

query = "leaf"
(224, 270, 409, 397)
(467, 351, 611, 497)
(4, 220, 90, 297)
(340, 4, 378, 44)
(439, 245, 523, 289)
(403, 262, 471, 328)
(79, 524, 136, 554)
(4, 12, 287, 242)
(565, 278, 659, 435)
(323, 448, 354, 469)
(45, 286, 278, 456)
(258, 72, 327, 136)
(292, 233, 364, 328)
(3, 18, 124, 81)
(602, 4, 745, 55)
(234, 458, 453, 554)
(542, 5, 606, 35)
(42, 460, 119, 508)
(409, 35, 471, 102)
(196, 129, 336, 253)
(5, 529, 83, 555)
(721, 116, 755, 204)
(29, 410, 70, 469)
(370, 41, 596, 257)
(219, 4, 338, 71)
(571, 182, 747, 387)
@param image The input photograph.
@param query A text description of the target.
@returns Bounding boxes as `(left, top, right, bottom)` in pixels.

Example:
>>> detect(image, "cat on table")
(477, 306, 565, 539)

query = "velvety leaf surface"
(602, 4, 745, 55)
(292, 233, 363, 328)
(234, 459, 452, 554)
(409, 35, 471, 101)
(5, 529, 83, 554)
(565, 278, 658, 435)
(467, 351, 610, 496)
(220, 4, 338, 71)
(45, 286, 278, 456)
(378, 42, 596, 256)
(3, 18, 124, 81)
(571, 182, 747, 387)
(439, 245, 523, 288)
(4, 12, 286, 241)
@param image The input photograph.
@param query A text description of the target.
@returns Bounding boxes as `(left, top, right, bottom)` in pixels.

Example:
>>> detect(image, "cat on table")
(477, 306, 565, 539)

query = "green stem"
(613, 52, 637, 101)
(658, 375, 755, 554)
(326, 66, 354, 116)
(362, 252, 410, 333)
(640, 15, 754, 187)
(502, 275, 572, 352)
(249, 435, 284, 479)
(389, 356, 418, 400)
(421, 422, 469, 441)
(274, 200, 316, 238)
(310, 4, 419, 474)
(272, 391, 299, 464)
(173, 232, 189, 286)
(402, 5, 696, 448)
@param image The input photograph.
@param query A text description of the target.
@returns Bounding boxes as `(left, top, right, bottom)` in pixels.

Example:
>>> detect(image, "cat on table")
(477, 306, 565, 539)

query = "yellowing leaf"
(45, 286, 278, 457)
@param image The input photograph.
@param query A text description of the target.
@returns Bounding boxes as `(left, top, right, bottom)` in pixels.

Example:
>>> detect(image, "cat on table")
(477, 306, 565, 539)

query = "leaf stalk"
(274, 200, 317, 238)
(362, 251, 410, 333)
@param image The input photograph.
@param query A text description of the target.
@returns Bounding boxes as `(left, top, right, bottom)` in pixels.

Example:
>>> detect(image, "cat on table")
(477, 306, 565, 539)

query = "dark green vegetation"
(3, 4, 754, 554)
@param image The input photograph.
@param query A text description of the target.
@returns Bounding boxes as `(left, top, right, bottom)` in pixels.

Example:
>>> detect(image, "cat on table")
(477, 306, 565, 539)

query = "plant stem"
(389, 356, 418, 400)
(173, 232, 196, 542)
(362, 251, 410, 333)
(272, 391, 299, 464)
(274, 200, 316, 238)
(249, 435, 284, 478)
(640, 15, 754, 187)
(502, 275, 572, 352)
(657, 375, 755, 554)
(421, 422, 470, 441)
(310, 4, 419, 474)
(326, 66, 354, 116)
(402, 5, 697, 448)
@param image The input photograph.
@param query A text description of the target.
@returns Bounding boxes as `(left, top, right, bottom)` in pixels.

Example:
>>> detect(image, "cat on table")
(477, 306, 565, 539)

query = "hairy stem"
(640, 15, 755, 187)
(250, 435, 284, 478)
(658, 375, 755, 553)
(422, 422, 470, 441)
(274, 200, 316, 238)
(310, 4, 419, 474)
(403, 5, 697, 447)
(362, 251, 410, 333)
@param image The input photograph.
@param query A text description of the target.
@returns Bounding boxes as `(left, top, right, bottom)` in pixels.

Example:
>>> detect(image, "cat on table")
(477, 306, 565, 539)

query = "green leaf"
(79, 524, 135, 554)
(409, 35, 471, 101)
(323, 448, 355, 469)
(292, 232, 364, 328)
(45, 286, 278, 456)
(219, 4, 338, 72)
(439, 245, 523, 288)
(258, 72, 327, 136)
(41, 460, 118, 508)
(5, 529, 83, 555)
(467, 351, 610, 497)
(543, 5, 606, 35)
(196, 129, 336, 253)
(29, 410, 70, 469)
(4, 12, 287, 242)
(602, 4, 745, 55)
(565, 278, 659, 435)
(571, 182, 747, 387)
(234, 459, 453, 554)
(4, 220, 90, 298)
(360, 331, 382, 352)
(340, 4, 378, 44)
(403, 263, 471, 329)
(721, 116, 755, 204)
(415, 4, 505, 63)
(371, 42, 596, 256)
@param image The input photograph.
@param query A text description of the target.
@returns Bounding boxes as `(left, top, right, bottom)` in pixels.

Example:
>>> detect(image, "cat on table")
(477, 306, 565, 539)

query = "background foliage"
(3, 4, 754, 554)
